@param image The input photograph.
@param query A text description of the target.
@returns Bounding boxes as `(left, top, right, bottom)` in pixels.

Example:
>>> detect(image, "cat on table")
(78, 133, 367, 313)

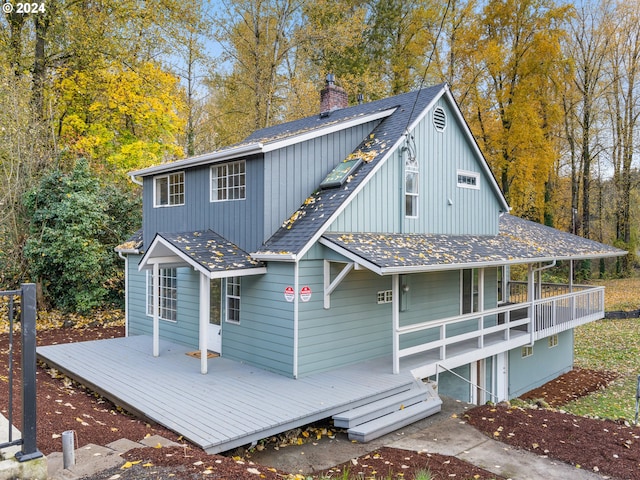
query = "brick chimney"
(320, 74, 348, 115)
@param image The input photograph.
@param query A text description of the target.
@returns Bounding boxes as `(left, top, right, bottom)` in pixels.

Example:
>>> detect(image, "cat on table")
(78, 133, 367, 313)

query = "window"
(225, 277, 241, 323)
(405, 156, 419, 217)
(522, 346, 533, 358)
(457, 170, 480, 190)
(433, 106, 447, 132)
(211, 160, 246, 201)
(377, 290, 393, 304)
(461, 269, 480, 314)
(146, 268, 177, 321)
(548, 334, 559, 348)
(154, 172, 184, 207)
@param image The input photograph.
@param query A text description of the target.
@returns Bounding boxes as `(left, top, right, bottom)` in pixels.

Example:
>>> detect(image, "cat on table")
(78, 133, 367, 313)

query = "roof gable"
(253, 84, 509, 259)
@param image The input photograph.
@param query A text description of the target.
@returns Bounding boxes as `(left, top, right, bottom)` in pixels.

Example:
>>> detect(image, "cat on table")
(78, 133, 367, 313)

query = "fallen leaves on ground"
(466, 404, 640, 480)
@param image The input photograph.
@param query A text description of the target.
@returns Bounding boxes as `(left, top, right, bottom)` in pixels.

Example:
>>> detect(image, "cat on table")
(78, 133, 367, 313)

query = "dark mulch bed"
(2, 324, 638, 478)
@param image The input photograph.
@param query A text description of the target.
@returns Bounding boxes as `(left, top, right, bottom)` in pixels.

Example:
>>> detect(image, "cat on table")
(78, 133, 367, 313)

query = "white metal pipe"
(62, 430, 75, 469)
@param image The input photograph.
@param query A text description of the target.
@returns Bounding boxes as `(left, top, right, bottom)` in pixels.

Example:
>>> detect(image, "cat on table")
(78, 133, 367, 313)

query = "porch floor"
(37, 336, 428, 454)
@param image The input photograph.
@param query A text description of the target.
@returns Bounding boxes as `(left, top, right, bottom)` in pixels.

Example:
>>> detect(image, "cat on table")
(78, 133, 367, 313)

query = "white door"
(208, 278, 222, 353)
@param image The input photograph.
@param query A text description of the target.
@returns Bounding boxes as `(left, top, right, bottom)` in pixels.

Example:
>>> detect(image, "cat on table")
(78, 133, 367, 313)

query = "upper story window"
(405, 155, 419, 218)
(457, 170, 480, 190)
(154, 172, 185, 207)
(211, 160, 246, 201)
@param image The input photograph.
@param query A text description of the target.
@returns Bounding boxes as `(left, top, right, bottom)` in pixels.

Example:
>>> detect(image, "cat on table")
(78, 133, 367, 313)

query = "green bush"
(23, 159, 140, 313)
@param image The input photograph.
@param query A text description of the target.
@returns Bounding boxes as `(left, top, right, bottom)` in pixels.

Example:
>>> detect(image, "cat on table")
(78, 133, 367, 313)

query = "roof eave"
(129, 143, 264, 179)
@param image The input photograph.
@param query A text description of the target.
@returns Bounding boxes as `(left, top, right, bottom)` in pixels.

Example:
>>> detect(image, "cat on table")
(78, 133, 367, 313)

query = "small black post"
(15, 283, 43, 461)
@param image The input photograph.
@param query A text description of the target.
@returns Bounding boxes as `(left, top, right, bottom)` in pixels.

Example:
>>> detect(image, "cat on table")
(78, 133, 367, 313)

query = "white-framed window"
(405, 156, 419, 218)
(457, 170, 480, 190)
(154, 172, 184, 207)
(548, 334, 559, 348)
(377, 290, 393, 304)
(211, 160, 246, 201)
(522, 345, 533, 358)
(433, 106, 447, 132)
(146, 268, 177, 322)
(461, 269, 480, 314)
(225, 277, 241, 324)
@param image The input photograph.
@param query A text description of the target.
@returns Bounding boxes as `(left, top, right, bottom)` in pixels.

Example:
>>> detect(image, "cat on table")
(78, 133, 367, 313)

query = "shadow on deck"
(37, 336, 436, 454)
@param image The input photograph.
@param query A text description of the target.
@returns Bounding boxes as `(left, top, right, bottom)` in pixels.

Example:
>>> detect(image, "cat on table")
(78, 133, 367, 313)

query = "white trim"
(210, 160, 246, 202)
(392, 274, 400, 374)
(457, 169, 480, 190)
(129, 109, 396, 179)
(323, 260, 354, 309)
(199, 273, 209, 374)
(131, 144, 263, 179)
(441, 87, 509, 212)
(433, 106, 447, 132)
(152, 263, 160, 357)
(153, 172, 185, 208)
(293, 261, 299, 379)
(138, 234, 266, 279)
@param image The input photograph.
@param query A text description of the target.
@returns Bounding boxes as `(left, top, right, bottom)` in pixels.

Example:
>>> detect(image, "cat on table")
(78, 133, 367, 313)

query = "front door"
(208, 278, 222, 353)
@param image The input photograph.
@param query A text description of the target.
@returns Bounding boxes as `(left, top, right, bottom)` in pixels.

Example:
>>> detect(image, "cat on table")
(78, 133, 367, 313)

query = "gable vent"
(433, 106, 447, 132)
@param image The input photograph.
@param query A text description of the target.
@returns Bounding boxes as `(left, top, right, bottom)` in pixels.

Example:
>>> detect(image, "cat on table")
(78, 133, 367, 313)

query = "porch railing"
(396, 284, 605, 377)
(0, 284, 42, 461)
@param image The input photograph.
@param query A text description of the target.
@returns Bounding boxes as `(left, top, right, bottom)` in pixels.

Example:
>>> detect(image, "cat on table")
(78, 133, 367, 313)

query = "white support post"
(199, 273, 210, 374)
(392, 274, 400, 374)
(527, 264, 535, 345)
(153, 262, 160, 357)
(323, 261, 354, 309)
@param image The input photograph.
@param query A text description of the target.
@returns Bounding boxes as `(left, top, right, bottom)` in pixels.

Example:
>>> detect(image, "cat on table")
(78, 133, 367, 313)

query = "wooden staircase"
(332, 380, 442, 443)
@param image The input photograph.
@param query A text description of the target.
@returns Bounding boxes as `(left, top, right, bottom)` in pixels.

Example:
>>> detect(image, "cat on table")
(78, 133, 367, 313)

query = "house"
(117, 78, 624, 409)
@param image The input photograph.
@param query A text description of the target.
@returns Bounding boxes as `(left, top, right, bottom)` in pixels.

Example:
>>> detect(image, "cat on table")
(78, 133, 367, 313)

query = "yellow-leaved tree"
(57, 61, 186, 176)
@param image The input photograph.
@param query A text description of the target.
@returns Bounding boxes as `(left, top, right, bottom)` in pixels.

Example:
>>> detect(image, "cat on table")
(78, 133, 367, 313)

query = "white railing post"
(392, 274, 400, 374)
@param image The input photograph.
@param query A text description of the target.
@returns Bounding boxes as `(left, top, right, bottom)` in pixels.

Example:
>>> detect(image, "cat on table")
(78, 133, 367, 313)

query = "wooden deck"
(37, 336, 425, 454)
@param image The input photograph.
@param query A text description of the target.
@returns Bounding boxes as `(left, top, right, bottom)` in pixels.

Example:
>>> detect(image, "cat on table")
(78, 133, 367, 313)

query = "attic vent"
(433, 107, 447, 132)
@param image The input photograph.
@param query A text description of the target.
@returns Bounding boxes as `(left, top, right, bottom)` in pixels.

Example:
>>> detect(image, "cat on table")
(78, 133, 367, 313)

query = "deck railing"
(395, 284, 605, 377)
(0, 284, 42, 461)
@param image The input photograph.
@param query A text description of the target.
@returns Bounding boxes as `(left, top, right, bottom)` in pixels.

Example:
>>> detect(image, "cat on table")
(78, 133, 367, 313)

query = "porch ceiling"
(138, 230, 266, 279)
(320, 214, 626, 275)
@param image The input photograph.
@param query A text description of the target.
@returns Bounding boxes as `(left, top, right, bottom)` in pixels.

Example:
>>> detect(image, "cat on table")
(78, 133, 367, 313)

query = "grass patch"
(566, 317, 640, 421)
(588, 276, 640, 312)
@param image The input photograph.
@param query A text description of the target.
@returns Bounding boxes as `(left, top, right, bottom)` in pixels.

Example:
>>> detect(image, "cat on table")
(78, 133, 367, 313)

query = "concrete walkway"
(389, 415, 605, 480)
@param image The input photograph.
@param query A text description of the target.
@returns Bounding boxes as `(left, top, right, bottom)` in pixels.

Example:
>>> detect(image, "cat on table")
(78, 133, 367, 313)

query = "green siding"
(508, 330, 574, 398)
(222, 262, 295, 377)
(296, 259, 393, 377)
(329, 97, 504, 235)
(126, 255, 199, 349)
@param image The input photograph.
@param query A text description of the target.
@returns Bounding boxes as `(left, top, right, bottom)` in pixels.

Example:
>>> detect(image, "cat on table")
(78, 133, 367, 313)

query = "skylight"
(319, 158, 363, 189)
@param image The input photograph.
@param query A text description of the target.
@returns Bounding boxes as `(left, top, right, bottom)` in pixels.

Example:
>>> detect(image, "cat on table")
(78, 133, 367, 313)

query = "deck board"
(37, 335, 420, 453)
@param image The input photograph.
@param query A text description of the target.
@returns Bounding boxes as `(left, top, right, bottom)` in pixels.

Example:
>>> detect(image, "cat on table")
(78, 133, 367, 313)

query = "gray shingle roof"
(319, 214, 626, 273)
(159, 230, 264, 273)
(255, 84, 450, 257)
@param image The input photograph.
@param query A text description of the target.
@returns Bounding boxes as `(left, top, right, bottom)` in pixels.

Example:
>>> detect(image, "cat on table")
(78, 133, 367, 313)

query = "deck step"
(342, 382, 442, 443)
(333, 388, 428, 428)
(347, 396, 442, 443)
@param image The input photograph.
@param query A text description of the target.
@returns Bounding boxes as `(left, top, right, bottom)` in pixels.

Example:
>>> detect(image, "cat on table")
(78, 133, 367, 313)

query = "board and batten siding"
(142, 154, 265, 253)
(508, 329, 574, 398)
(330, 97, 503, 236)
(262, 120, 383, 241)
(222, 262, 295, 377)
(126, 255, 200, 349)
(296, 259, 394, 377)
